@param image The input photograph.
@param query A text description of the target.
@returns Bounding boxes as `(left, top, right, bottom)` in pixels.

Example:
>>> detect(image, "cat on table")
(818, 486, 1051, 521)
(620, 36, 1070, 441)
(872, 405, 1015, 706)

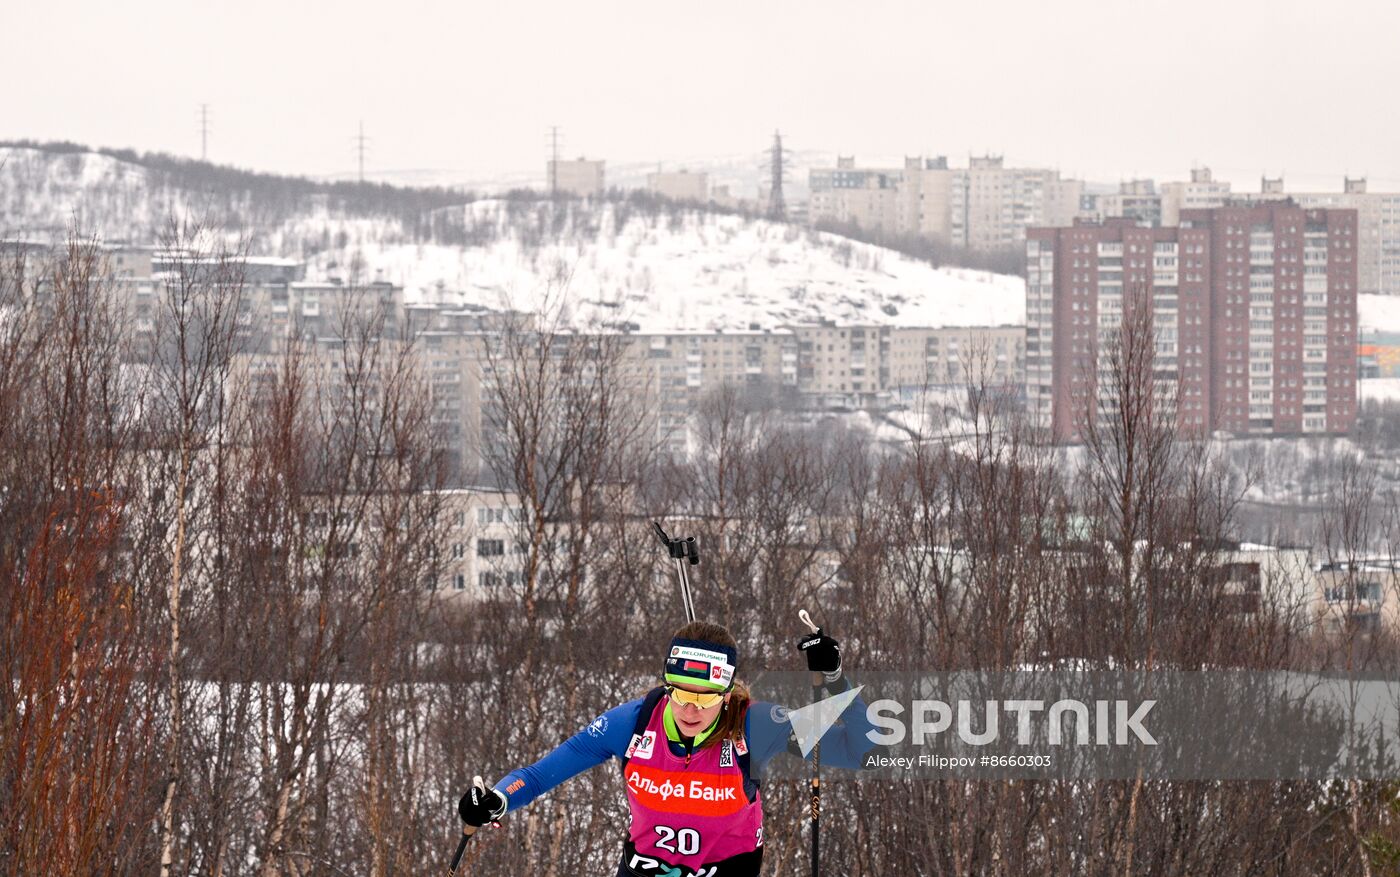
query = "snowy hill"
(279, 200, 1025, 332)
(0, 143, 463, 244)
(0, 144, 1024, 332)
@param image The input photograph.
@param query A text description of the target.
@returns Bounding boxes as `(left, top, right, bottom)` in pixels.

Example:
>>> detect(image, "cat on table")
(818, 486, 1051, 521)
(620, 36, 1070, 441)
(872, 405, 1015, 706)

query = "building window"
(478, 539, 505, 557)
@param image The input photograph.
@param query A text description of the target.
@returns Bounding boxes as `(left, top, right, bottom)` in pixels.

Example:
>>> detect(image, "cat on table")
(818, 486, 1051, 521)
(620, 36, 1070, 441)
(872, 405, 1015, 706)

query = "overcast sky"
(6, 0, 1398, 192)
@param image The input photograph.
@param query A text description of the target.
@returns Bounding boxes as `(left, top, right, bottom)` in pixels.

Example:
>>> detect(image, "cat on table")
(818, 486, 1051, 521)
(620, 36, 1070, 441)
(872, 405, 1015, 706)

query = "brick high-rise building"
(1027, 204, 1358, 441)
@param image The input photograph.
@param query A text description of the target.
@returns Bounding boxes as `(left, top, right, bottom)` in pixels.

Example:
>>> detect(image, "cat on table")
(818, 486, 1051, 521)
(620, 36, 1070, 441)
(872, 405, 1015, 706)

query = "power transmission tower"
(767, 130, 789, 221)
(547, 125, 563, 197)
(198, 104, 211, 161)
(356, 121, 369, 183)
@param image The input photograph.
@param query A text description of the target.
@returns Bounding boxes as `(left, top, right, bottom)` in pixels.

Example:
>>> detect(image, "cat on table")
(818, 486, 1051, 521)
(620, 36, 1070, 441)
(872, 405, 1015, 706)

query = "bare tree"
(0, 237, 161, 875)
(143, 222, 248, 877)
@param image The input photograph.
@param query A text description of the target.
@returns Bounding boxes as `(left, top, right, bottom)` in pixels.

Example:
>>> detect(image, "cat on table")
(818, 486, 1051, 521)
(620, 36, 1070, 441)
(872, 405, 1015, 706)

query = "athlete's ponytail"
(710, 678, 751, 745)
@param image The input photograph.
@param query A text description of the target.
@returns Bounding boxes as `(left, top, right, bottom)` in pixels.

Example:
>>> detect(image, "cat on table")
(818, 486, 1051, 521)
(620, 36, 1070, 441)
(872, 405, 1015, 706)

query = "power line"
(768, 130, 788, 221)
(355, 121, 369, 184)
(198, 104, 211, 161)
(546, 126, 563, 197)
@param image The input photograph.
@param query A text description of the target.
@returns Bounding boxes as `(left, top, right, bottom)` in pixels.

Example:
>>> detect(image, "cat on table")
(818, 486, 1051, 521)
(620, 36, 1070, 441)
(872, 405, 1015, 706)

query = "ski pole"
(445, 824, 478, 876)
(798, 609, 822, 877)
(653, 521, 699, 622)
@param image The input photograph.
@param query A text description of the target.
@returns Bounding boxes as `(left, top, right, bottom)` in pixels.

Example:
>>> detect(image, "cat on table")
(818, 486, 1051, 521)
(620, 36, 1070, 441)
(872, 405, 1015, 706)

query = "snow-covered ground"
(1360, 295, 1400, 335)
(303, 201, 1025, 332)
(1360, 378, 1400, 403)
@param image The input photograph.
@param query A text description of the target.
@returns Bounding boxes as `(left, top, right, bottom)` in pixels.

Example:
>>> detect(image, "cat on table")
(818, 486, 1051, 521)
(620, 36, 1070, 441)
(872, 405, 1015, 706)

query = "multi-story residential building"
(790, 323, 889, 404)
(1159, 167, 1232, 226)
(420, 332, 484, 480)
(647, 170, 709, 203)
(609, 324, 1025, 449)
(894, 156, 953, 239)
(1092, 168, 1234, 227)
(1089, 179, 1162, 226)
(886, 326, 1024, 395)
(808, 156, 903, 234)
(278, 280, 401, 339)
(1071, 168, 1400, 296)
(1027, 204, 1359, 441)
(106, 244, 154, 278)
(810, 155, 1083, 252)
(1243, 176, 1400, 297)
(547, 157, 606, 198)
(1314, 557, 1400, 636)
(150, 250, 305, 284)
(111, 266, 375, 359)
(951, 155, 1084, 252)
(750, 323, 1022, 409)
(623, 330, 797, 454)
(429, 487, 529, 603)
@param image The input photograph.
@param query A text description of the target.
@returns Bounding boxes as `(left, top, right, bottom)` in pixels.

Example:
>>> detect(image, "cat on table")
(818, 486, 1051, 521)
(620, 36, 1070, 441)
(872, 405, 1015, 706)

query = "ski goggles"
(666, 685, 726, 709)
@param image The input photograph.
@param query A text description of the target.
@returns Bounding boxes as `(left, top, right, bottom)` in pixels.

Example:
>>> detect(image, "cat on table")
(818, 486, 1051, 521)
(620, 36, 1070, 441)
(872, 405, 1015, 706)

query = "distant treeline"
(816, 217, 1028, 277)
(0, 139, 475, 219)
(2, 140, 1021, 279)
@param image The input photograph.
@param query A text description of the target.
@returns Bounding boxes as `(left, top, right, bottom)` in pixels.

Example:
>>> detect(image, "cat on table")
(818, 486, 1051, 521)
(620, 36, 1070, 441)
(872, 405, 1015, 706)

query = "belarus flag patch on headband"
(666, 641, 736, 688)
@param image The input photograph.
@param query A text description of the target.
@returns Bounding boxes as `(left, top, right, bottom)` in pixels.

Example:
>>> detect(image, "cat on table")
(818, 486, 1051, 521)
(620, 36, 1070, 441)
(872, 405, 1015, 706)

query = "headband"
(663, 637, 737, 692)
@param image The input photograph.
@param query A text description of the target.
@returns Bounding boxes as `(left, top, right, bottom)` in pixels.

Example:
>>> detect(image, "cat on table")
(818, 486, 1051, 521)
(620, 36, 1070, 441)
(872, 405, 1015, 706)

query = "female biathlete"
(458, 620, 873, 876)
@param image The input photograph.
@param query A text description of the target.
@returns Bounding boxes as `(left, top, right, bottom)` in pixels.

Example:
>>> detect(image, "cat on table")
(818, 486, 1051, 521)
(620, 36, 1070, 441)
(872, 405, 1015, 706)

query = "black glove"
(797, 629, 842, 681)
(458, 776, 507, 827)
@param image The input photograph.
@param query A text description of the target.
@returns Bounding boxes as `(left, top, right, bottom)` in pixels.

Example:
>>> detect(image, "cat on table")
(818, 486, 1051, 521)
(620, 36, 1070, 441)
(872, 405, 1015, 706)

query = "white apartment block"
(647, 170, 709, 203)
(1090, 179, 1162, 226)
(1314, 558, 1400, 637)
(1091, 169, 1234, 227)
(809, 155, 1082, 251)
(548, 158, 605, 198)
(790, 323, 1023, 408)
(624, 330, 797, 454)
(950, 156, 1083, 251)
(429, 488, 539, 604)
(1159, 167, 1233, 225)
(808, 157, 903, 234)
(616, 324, 1024, 449)
(886, 326, 1024, 394)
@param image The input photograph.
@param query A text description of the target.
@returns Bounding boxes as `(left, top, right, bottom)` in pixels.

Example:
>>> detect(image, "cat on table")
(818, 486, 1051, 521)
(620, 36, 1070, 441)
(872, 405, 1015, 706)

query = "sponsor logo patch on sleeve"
(627, 731, 656, 760)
